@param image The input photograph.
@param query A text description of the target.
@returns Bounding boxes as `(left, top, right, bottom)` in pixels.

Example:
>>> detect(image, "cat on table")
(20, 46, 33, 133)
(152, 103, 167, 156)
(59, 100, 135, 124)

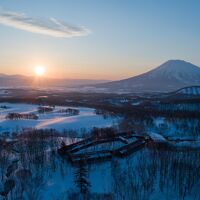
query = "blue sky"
(0, 0, 200, 79)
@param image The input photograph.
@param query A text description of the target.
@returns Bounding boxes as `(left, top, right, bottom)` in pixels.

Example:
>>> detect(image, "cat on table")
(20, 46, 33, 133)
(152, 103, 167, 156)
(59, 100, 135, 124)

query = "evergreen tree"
(74, 160, 90, 196)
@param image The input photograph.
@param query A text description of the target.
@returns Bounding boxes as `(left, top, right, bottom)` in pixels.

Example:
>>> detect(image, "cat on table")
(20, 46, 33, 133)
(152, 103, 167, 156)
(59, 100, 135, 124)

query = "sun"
(34, 66, 45, 76)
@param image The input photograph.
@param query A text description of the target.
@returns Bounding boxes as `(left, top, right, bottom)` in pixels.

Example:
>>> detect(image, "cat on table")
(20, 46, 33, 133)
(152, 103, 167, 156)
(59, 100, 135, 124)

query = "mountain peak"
(162, 59, 197, 68)
(165, 59, 189, 64)
(150, 59, 200, 78)
(97, 60, 200, 92)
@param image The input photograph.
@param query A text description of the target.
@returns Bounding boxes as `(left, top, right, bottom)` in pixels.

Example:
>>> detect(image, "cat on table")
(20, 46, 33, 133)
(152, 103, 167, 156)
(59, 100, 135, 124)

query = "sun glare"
(35, 66, 45, 76)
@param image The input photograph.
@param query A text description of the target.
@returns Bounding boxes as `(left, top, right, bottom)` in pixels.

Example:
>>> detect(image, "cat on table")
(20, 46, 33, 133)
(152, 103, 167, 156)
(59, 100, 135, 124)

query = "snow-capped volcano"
(97, 60, 200, 92)
(148, 60, 200, 84)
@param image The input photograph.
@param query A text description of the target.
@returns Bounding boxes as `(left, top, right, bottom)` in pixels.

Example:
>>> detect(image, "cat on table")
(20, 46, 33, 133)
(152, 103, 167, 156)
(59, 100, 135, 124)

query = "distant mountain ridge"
(96, 60, 200, 92)
(0, 73, 108, 88)
(1, 60, 200, 92)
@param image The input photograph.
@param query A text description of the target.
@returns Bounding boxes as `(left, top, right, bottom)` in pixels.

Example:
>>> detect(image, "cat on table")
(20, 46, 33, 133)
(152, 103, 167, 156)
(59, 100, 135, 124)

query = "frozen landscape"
(0, 103, 117, 134)
(0, 88, 199, 199)
(1, 0, 200, 199)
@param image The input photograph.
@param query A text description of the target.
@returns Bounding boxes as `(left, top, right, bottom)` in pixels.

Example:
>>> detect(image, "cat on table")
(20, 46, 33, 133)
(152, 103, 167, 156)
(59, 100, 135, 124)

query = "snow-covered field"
(0, 103, 117, 134)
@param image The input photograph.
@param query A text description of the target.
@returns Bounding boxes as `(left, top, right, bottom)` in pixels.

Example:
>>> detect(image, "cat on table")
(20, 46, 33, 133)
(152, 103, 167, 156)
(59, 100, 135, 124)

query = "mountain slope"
(97, 60, 200, 92)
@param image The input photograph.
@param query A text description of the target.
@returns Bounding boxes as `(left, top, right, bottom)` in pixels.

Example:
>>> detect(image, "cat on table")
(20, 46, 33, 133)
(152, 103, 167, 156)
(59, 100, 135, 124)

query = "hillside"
(96, 60, 200, 92)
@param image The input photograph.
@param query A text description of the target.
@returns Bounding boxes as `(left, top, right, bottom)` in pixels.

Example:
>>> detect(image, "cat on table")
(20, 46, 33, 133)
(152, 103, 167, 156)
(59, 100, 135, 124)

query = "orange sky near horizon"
(1, 0, 200, 81)
(0, 61, 151, 80)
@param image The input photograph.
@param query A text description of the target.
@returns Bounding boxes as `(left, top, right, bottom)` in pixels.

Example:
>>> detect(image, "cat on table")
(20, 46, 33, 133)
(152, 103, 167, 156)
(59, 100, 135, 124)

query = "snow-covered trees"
(6, 113, 38, 120)
(74, 160, 90, 196)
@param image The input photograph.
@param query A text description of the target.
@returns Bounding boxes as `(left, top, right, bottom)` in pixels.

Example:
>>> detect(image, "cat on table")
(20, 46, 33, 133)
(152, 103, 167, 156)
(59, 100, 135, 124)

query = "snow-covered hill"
(96, 60, 200, 92)
(175, 86, 200, 95)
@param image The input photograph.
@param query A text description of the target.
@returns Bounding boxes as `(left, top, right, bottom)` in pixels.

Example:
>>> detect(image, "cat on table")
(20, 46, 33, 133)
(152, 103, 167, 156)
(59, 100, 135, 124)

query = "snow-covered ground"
(21, 148, 200, 200)
(0, 103, 118, 134)
(148, 132, 167, 143)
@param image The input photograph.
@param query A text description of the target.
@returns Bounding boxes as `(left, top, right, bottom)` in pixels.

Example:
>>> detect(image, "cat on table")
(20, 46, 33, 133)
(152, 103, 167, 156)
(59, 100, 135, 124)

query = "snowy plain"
(0, 103, 117, 134)
(0, 102, 199, 199)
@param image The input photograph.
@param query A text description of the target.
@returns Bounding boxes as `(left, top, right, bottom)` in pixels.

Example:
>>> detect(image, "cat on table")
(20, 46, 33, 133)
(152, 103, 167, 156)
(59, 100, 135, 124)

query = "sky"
(0, 0, 200, 80)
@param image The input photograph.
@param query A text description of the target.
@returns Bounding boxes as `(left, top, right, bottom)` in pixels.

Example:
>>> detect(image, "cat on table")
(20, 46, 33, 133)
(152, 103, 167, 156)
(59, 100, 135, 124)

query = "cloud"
(0, 8, 90, 38)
